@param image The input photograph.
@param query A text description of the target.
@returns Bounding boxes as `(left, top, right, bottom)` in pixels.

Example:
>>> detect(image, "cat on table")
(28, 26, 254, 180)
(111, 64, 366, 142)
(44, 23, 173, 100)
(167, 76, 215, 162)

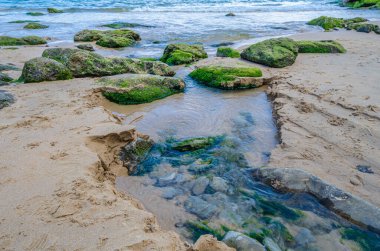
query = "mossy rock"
(172, 136, 218, 152)
(99, 75, 185, 105)
(74, 29, 140, 48)
(47, 8, 63, 13)
(216, 47, 240, 58)
(296, 40, 346, 53)
(76, 44, 95, 51)
(185, 221, 225, 241)
(21, 57, 73, 83)
(0, 36, 47, 46)
(343, 0, 380, 8)
(101, 22, 153, 29)
(347, 23, 380, 34)
(0, 73, 13, 82)
(9, 20, 40, 23)
(189, 66, 264, 89)
(241, 38, 298, 68)
(26, 12, 45, 16)
(160, 43, 208, 65)
(24, 23, 49, 29)
(307, 16, 369, 31)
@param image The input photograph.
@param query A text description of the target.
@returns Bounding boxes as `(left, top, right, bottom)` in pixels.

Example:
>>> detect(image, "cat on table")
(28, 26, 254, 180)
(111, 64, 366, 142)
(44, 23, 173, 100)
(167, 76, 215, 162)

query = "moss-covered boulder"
(47, 8, 63, 13)
(347, 23, 380, 34)
(307, 16, 369, 30)
(343, 0, 380, 9)
(42, 48, 174, 77)
(101, 22, 153, 29)
(241, 38, 298, 68)
(296, 40, 346, 53)
(24, 23, 49, 29)
(76, 44, 95, 51)
(190, 66, 266, 89)
(160, 43, 208, 65)
(26, 12, 44, 16)
(99, 75, 185, 105)
(21, 57, 73, 83)
(216, 47, 240, 58)
(74, 29, 141, 48)
(172, 137, 218, 152)
(0, 36, 47, 46)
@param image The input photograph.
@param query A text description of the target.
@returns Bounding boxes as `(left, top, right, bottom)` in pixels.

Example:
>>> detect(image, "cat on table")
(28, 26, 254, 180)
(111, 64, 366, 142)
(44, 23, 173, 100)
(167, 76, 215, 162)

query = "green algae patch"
(241, 38, 298, 68)
(74, 29, 141, 48)
(307, 16, 369, 31)
(0, 36, 47, 46)
(26, 12, 45, 16)
(21, 57, 72, 83)
(297, 40, 346, 53)
(24, 23, 49, 29)
(160, 43, 208, 65)
(9, 20, 40, 23)
(189, 66, 263, 89)
(172, 136, 219, 152)
(216, 47, 240, 58)
(47, 8, 64, 13)
(101, 22, 153, 29)
(343, 0, 380, 8)
(185, 221, 226, 241)
(99, 75, 185, 105)
(341, 227, 380, 251)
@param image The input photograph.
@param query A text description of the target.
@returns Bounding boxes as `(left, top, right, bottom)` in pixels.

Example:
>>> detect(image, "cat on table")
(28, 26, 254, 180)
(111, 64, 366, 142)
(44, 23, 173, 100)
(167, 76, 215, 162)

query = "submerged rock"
(160, 43, 208, 65)
(98, 74, 185, 105)
(0, 36, 47, 46)
(216, 47, 240, 58)
(295, 228, 316, 247)
(184, 196, 218, 219)
(0, 64, 19, 71)
(192, 176, 210, 195)
(101, 22, 154, 29)
(347, 23, 380, 34)
(76, 44, 95, 51)
(209, 177, 229, 193)
(74, 29, 141, 48)
(21, 57, 73, 83)
(9, 20, 40, 24)
(26, 12, 44, 16)
(23, 23, 49, 29)
(241, 38, 298, 68)
(307, 16, 369, 31)
(172, 136, 217, 152)
(120, 136, 154, 175)
(0, 90, 15, 109)
(223, 231, 265, 251)
(161, 187, 180, 200)
(190, 66, 270, 90)
(226, 12, 236, 17)
(156, 172, 177, 187)
(47, 8, 64, 13)
(296, 40, 346, 53)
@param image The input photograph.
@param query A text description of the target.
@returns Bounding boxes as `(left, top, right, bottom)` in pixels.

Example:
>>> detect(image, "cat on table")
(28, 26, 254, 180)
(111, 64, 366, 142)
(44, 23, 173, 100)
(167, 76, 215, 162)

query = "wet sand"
(0, 28, 379, 249)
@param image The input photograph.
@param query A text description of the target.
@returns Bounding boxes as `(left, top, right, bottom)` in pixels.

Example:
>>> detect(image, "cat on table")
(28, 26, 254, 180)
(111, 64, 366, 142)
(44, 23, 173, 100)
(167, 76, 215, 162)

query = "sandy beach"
(1, 27, 380, 250)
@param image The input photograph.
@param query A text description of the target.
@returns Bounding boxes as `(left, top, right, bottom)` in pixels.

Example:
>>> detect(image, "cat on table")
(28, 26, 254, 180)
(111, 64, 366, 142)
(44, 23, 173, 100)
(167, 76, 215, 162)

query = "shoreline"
(1, 29, 380, 249)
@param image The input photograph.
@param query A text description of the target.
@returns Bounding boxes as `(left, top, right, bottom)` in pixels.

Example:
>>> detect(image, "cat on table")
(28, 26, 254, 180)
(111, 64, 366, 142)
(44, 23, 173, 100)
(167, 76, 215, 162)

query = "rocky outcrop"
(160, 43, 208, 65)
(189, 66, 272, 90)
(250, 167, 380, 234)
(74, 29, 141, 48)
(21, 57, 73, 83)
(241, 38, 298, 68)
(296, 40, 346, 53)
(0, 35, 47, 46)
(342, 0, 380, 9)
(347, 23, 380, 34)
(98, 74, 185, 105)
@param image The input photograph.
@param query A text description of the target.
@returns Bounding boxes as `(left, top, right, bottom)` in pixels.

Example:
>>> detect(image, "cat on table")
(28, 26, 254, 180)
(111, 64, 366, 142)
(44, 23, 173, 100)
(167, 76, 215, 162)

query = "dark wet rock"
(74, 29, 141, 48)
(98, 74, 185, 105)
(101, 22, 154, 29)
(190, 66, 272, 90)
(120, 136, 154, 175)
(42, 48, 175, 77)
(347, 23, 380, 34)
(21, 57, 73, 83)
(76, 44, 95, 51)
(47, 8, 64, 13)
(0, 64, 19, 71)
(223, 231, 265, 251)
(0, 72, 13, 82)
(356, 165, 374, 174)
(161, 187, 180, 200)
(156, 172, 177, 187)
(216, 47, 240, 58)
(26, 12, 45, 16)
(160, 43, 208, 65)
(192, 176, 210, 195)
(209, 177, 229, 193)
(295, 228, 316, 247)
(251, 167, 380, 234)
(296, 40, 346, 53)
(226, 12, 236, 17)
(24, 23, 49, 29)
(263, 237, 281, 251)
(0, 90, 15, 109)
(172, 137, 217, 152)
(184, 196, 218, 219)
(241, 38, 298, 68)
(0, 36, 47, 46)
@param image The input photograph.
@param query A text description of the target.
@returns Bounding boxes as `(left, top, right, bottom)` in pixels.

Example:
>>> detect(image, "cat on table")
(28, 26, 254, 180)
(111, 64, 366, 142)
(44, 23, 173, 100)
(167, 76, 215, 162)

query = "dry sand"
(0, 29, 379, 250)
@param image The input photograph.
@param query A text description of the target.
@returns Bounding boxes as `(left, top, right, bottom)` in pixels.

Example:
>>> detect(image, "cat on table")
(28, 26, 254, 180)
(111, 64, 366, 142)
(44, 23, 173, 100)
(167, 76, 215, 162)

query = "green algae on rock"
(74, 29, 141, 48)
(347, 23, 380, 34)
(241, 38, 298, 68)
(296, 40, 346, 53)
(216, 47, 240, 58)
(47, 8, 64, 13)
(160, 43, 208, 65)
(0, 73, 13, 83)
(23, 23, 49, 29)
(101, 22, 154, 29)
(189, 66, 265, 90)
(0, 36, 47, 46)
(307, 16, 368, 30)
(98, 75, 185, 105)
(342, 0, 380, 9)
(26, 12, 44, 16)
(9, 20, 40, 23)
(172, 136, 218, 152)
(21, 57, 73, 83)
(121, 136, 155, 175)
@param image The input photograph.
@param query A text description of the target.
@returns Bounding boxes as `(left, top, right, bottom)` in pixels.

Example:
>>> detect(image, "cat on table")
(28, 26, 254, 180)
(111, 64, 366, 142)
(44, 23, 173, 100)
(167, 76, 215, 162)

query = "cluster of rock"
(21, 48, 175, 83)
(0, 36, 47, 46)
(308, 16, 380, 34)
(74, 29, 141, 48)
